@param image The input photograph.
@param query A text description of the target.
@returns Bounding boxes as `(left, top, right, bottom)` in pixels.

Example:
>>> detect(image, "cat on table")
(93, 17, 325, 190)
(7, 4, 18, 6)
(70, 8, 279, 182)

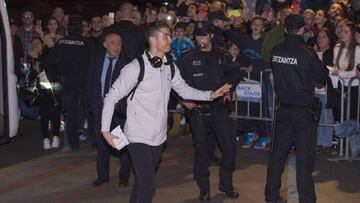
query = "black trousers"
(63, 88, 86, 150)
(38, 92, 61, 139)
(95, 132, 131, 181)
(265, 107, 317, 203)
(191, 109, 236, 191)
(128, 142, 164, 203)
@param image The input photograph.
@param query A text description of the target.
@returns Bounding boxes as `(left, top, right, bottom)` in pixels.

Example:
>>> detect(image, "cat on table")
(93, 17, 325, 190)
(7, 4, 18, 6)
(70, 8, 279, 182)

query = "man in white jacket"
(101, 21, 231, 203)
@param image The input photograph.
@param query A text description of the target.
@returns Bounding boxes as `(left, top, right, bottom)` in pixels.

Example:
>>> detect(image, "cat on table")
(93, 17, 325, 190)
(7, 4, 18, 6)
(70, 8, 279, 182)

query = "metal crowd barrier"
(231, 69, 275, 123)
(343, 77, 360, 161)
(230, 70, 357, 162)
(322, 78, 346, 162)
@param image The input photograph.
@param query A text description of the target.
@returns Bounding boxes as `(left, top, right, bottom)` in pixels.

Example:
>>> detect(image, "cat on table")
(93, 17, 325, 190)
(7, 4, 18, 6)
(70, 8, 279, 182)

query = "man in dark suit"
(104, 2, 146, 64)
(87, 32, 130, 187)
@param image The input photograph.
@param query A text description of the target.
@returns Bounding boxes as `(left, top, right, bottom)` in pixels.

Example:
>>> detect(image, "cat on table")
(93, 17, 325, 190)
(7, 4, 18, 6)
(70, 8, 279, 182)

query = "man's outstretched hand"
(210, 83, 232, 100)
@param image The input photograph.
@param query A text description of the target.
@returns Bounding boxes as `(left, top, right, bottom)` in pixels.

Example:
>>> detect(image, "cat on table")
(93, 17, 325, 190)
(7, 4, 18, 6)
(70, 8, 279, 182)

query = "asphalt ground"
(0, 117, 359, 203)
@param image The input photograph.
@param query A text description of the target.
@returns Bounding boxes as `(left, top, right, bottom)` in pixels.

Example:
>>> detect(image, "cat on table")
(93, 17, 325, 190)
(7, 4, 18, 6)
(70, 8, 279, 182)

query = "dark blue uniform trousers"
(191, 108, 236, 191)
(265, 107, 317, 203)
(95, 131, 131, 182)
(63, 87, 83, 150)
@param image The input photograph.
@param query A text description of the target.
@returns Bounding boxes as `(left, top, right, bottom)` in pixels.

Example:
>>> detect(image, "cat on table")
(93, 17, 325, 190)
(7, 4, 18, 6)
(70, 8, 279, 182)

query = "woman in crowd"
(313, 9, 332, 34)
(28, 37, 62, 150)
(36, 18, 64, 48)
(330, 21, 360, 121)
(314, 27, 336, 152)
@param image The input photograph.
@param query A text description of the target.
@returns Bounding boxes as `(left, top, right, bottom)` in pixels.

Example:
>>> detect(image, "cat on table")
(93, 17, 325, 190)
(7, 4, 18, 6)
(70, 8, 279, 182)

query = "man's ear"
(149, 35, 156, 45)
(103, 41, 107, 49)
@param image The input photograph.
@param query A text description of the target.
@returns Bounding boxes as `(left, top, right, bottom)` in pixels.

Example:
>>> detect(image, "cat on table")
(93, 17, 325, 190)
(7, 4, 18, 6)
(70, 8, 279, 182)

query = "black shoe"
(92, 178, 109, 187)
(219, 186, 239, 199)
(199, 190, 210, 201)
(118, 179, 129, 188)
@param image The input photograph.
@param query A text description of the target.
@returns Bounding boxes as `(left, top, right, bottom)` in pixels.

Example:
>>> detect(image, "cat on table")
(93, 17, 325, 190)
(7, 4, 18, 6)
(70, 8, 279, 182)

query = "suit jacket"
(103, 20, 146, 64)
(87, 50, 126, 134)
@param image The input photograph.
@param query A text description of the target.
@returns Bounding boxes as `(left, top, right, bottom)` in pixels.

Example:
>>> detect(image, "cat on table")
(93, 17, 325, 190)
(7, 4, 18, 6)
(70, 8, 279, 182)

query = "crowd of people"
(8, 0, 360, 202)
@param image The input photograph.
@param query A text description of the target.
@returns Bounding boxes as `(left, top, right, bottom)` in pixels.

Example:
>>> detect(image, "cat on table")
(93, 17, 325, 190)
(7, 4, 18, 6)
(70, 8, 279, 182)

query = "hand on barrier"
(356, 70, 360, 78)
(331, 69, 339, 76)
(244, 65, 253, 73)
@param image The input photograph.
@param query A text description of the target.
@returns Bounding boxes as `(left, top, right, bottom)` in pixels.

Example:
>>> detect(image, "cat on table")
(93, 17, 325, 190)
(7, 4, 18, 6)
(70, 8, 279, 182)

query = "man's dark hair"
(145, 21, 170, 42)
(286, 27, 300, 34)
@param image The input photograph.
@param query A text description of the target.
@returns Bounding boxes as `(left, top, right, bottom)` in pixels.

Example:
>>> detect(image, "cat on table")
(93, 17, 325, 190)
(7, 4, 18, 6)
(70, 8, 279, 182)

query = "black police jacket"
(178, 49, 244, 92)
(270, 34, 329, 106)
(103, 20, 146, 64)
(45, 34, 94, 92)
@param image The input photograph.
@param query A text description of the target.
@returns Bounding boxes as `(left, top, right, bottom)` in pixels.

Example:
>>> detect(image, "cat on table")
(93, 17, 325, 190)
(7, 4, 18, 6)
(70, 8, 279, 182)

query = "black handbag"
(17, 75, 40, 107)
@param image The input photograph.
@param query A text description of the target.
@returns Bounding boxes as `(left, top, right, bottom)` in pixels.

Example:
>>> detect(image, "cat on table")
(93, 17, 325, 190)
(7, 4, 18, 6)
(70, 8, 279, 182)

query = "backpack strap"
(128, 56, 145, 100)
(165, 54, 175, 80)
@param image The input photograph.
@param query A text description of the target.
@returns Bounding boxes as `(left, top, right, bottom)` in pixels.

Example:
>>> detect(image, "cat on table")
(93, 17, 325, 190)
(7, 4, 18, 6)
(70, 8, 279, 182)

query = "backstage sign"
(236, 82, 262, 102)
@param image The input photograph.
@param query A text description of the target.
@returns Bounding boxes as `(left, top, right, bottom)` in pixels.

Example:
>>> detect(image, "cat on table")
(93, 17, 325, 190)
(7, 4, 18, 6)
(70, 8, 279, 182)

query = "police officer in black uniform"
(45, 14, 94, 150)
(178, 21, 239, 201)
(265, 14, 329, 203)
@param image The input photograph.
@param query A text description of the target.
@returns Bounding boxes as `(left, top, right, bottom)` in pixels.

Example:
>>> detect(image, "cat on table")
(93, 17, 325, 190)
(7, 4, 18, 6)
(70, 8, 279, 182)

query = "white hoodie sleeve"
(101, 60, 140, 133)
(170, 63, 212, 101)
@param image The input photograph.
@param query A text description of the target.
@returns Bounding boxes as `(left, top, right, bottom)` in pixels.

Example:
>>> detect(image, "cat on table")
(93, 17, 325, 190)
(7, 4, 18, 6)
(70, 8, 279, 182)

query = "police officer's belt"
(193, 102, 225, 113)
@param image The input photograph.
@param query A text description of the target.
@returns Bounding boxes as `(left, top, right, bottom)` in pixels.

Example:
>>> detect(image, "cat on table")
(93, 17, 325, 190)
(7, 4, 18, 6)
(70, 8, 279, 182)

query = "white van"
(0, 2, 20, 144)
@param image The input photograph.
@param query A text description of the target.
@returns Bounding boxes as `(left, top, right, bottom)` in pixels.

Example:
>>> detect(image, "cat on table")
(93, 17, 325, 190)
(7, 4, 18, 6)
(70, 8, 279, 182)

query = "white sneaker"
(52, 136, 60, 148)
(83, 119, 88, 129)
(43, 138, 51, 150)
(78, 130, 87, 141)
(60, 121, 65, 132)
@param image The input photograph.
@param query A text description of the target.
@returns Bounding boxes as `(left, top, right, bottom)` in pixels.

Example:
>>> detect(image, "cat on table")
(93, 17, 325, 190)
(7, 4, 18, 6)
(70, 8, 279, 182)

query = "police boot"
(199, 190, 210, 201)
(219, 186, 239, 199)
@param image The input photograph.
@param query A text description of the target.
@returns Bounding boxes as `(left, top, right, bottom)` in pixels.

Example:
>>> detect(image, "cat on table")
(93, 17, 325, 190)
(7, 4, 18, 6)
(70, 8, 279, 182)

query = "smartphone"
(108, 12, 115, 19)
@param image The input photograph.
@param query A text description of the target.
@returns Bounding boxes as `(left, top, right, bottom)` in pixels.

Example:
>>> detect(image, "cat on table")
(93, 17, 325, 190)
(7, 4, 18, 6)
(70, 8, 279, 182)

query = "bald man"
(87, 32, 131, 187)
(102, 2, 146, 64)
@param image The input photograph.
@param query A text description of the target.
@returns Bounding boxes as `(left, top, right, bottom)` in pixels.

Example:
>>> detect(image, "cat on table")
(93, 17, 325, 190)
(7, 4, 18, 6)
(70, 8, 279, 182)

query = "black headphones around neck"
(145, 50, 163, 68)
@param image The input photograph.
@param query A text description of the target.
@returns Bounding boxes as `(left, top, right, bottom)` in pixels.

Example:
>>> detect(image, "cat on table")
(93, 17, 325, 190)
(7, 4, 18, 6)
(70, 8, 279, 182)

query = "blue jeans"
(315, 94, 334, 147)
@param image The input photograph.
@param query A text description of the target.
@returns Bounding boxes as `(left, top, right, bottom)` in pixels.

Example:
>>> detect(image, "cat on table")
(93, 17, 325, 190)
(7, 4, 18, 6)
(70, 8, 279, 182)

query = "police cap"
(194, 21, 214, 36)
(284, 14, 305, 31)
(68, 14, 84, 27)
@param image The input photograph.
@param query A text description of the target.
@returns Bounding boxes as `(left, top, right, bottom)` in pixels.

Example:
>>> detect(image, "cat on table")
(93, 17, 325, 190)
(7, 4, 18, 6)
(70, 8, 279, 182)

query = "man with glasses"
(101, 21, 232, 203)
(18, 10, 39, 62)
